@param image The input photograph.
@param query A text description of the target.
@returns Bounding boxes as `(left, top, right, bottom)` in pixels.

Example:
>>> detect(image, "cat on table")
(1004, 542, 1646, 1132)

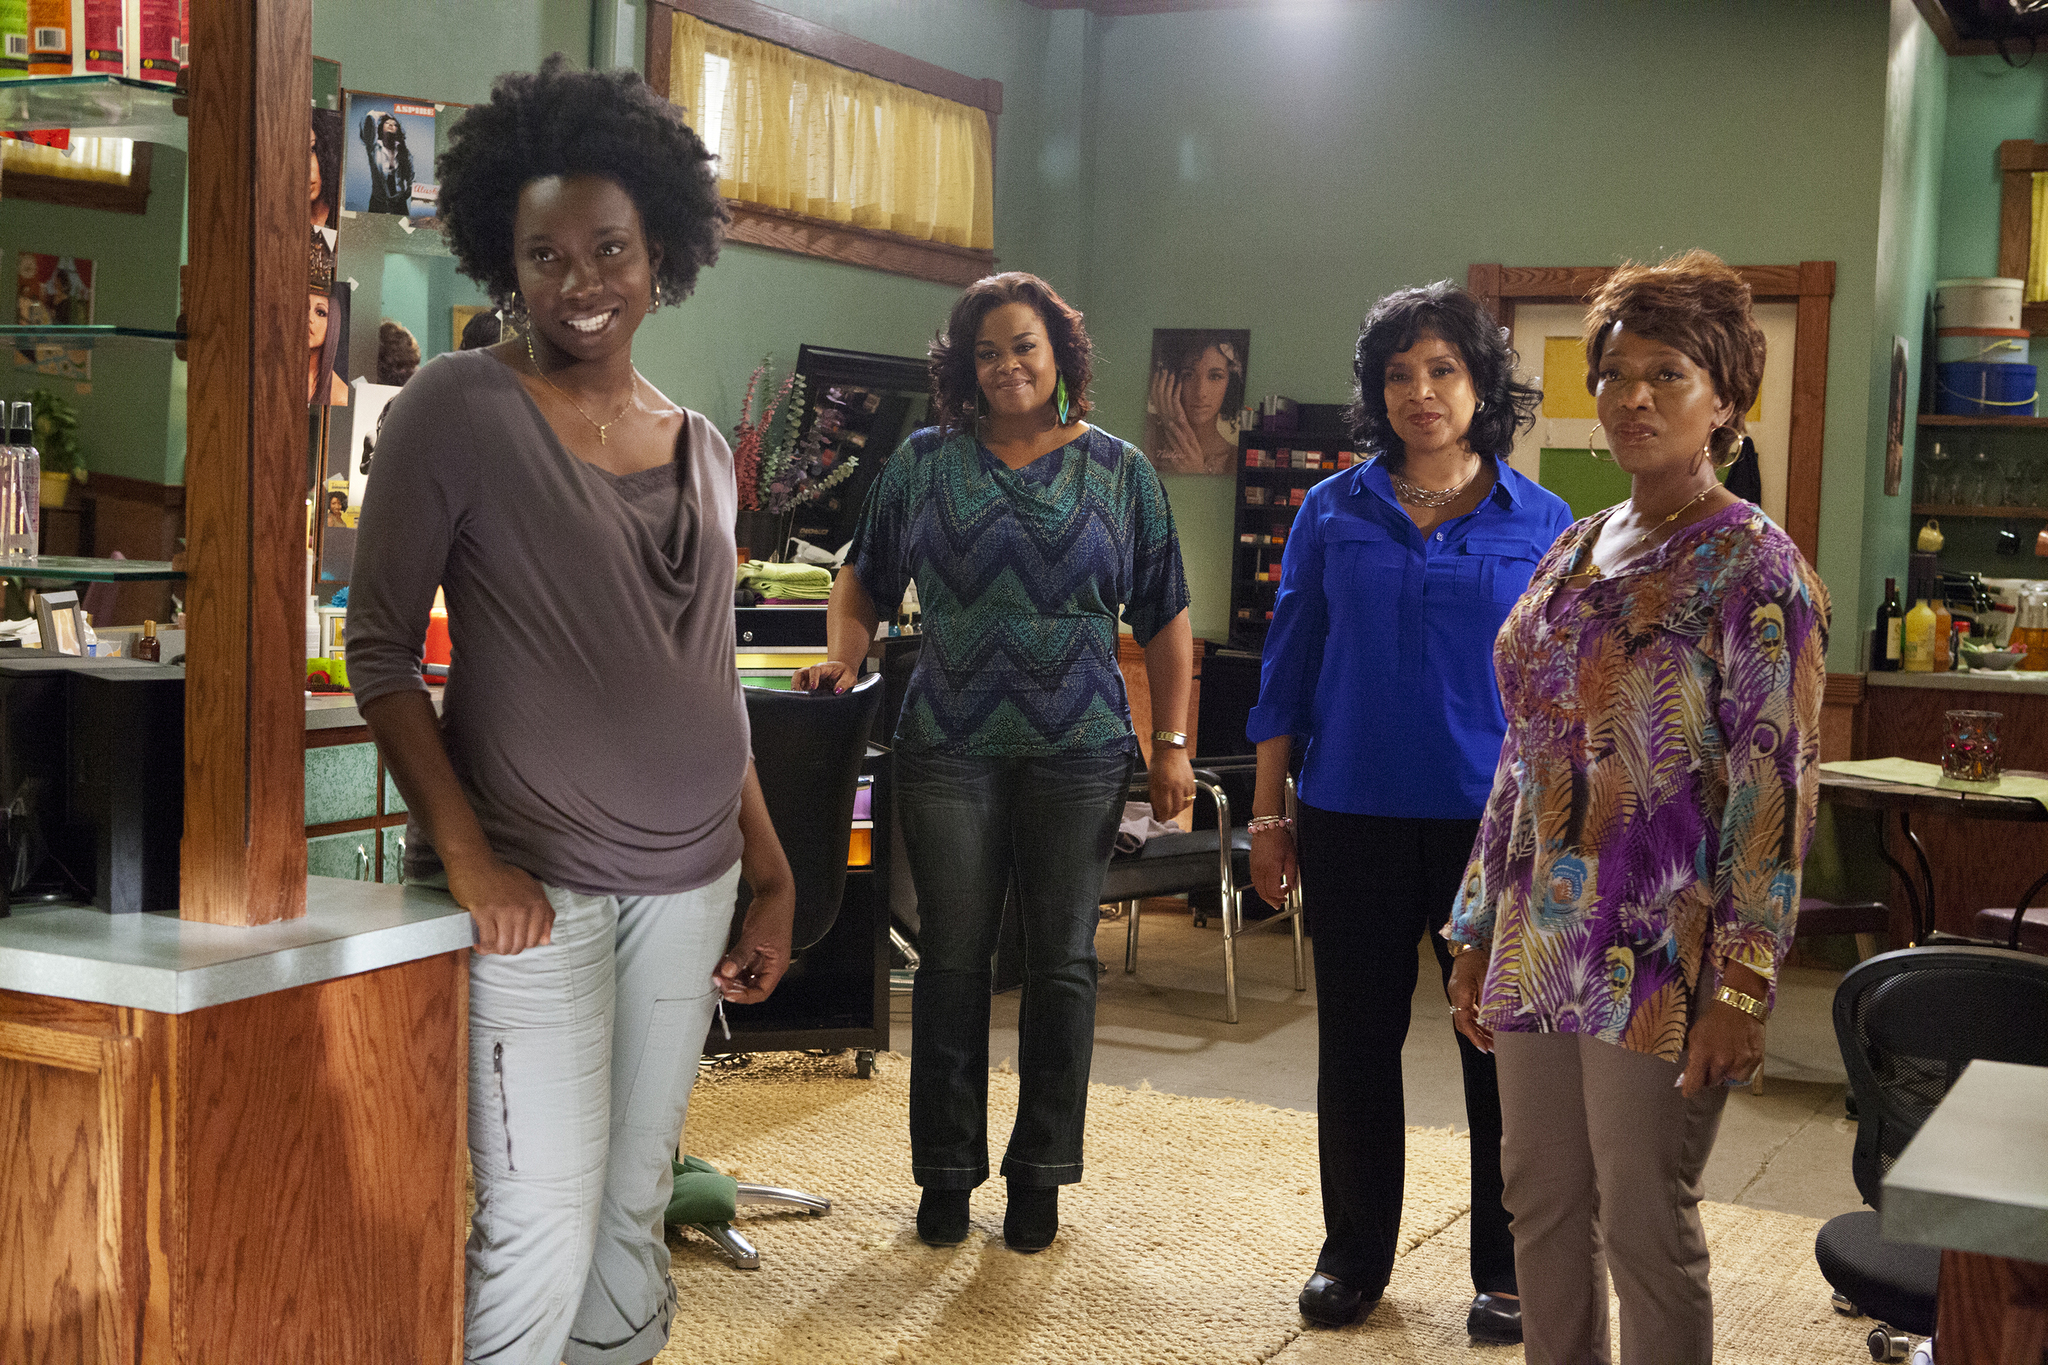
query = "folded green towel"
(739, 560, 833, 598)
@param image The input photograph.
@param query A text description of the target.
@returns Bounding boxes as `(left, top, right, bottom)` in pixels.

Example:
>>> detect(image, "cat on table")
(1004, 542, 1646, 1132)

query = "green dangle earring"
(1054, 373, 1071, 425)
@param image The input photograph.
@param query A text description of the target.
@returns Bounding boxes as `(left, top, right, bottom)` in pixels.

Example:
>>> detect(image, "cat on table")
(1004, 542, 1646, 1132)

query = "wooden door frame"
(1467, 262, 1835, 566)
(1996, 140, 2048, 336)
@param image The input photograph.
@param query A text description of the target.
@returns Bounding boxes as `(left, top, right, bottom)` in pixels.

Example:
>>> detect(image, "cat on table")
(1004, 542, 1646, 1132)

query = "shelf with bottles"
(0, 555, 182, 582)
(1237, 429, 1356, 449)
(0, 74, 187, 148)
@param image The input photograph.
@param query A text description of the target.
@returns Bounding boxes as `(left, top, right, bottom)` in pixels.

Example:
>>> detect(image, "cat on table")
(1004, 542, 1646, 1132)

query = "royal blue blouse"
(1246, 457, 1572, 819)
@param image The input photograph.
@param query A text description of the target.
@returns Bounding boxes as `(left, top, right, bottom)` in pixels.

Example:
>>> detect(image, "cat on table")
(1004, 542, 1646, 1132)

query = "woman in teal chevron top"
(795, 272, 1193, 1253)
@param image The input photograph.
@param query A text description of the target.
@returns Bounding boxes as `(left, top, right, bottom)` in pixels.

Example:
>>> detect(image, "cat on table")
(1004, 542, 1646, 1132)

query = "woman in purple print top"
(1445, 251, 1829, 1365)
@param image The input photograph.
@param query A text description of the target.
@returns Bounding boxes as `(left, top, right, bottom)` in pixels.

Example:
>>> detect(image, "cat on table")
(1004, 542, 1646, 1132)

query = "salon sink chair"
(668, 673, 884, 1269)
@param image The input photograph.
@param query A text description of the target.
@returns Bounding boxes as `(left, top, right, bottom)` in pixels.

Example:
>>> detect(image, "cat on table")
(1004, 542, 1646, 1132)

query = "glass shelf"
(1917, 413, 2048, 430)
(1911, 503, 2048, 520)
(0, 74, 186, 149)
(0, 324, 184, 348)
(1, 555, 183, 582)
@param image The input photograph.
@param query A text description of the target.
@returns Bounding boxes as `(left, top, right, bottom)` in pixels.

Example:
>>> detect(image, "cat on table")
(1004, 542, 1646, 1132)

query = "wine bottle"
(1872, 577, 1903, 673)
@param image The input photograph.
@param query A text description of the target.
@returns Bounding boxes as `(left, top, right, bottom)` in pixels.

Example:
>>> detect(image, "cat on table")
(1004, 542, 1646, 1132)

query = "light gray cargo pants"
(461, 865, 739, 1365)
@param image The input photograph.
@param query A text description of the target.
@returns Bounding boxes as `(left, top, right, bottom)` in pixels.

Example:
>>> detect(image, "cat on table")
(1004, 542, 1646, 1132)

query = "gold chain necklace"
(526, 329, 638, 445)
(1574, 485, 1718, 582)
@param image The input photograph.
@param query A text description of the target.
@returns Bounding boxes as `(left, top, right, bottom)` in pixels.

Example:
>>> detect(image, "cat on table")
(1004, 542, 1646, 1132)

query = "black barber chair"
(668, 674, 884, 1270)
(1815, 944, 2048, 1359)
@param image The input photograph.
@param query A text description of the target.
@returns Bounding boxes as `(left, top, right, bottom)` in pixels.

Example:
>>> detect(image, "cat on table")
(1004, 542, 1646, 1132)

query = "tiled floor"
(890, 897, 1864, 1222)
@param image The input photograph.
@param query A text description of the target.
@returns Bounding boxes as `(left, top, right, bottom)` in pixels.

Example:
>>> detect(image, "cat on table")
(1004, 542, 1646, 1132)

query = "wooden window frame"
(1996, 139, 2048, 334)
(645, 0, 1001, 287)
(1467, 261, 1836, 567)
(3, 141, 154, 215)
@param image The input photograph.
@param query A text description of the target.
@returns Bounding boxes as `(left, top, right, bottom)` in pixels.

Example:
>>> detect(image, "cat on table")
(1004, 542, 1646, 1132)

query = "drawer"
(307, 829, 373, 880)
(306, 742, 379, 826)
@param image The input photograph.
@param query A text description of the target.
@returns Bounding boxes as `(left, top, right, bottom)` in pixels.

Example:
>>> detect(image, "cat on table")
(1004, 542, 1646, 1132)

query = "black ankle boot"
(916, 1187, 971, 1246)
(1004, 1182, 1059, 1252)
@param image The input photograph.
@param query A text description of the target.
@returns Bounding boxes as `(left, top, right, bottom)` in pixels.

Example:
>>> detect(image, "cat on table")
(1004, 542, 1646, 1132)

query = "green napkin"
(1820, 758, 2048, 811)
(665, 1153, 739, 1225)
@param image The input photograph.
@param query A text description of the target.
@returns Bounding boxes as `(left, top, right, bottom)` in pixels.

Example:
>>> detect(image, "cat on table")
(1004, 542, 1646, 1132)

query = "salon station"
(1, 2, 2046, 1363)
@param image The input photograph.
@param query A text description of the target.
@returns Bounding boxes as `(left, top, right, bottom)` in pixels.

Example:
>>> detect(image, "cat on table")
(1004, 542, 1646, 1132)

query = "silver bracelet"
(1247, 815, 1292, 834)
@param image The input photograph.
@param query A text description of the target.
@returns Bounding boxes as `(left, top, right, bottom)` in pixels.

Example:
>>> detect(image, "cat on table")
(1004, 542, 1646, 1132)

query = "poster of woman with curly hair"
(1144, 328, 1249, 476)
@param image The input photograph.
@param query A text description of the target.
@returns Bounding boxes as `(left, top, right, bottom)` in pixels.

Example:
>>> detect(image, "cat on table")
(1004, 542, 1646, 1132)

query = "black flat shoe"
(916, 1188, 970, 1246)
(1003, 1183, 1059, 1252)
(1466, 1292, 1523, 1344)
(1298, 1272, 1374, 1328)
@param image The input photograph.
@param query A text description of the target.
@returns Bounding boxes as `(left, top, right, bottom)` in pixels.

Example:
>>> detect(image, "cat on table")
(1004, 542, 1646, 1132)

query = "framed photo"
(36, 589, 83, 656)
(1143, 328, 1249, 476)
(342, 92, 439, 224)
(1885, 336, 1908, 498)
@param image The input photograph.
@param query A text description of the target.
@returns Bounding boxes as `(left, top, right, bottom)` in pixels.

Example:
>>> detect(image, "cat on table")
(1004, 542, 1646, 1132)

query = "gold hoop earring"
(1587, 423, 1612, 462)
(1709, 424, 1741, 468)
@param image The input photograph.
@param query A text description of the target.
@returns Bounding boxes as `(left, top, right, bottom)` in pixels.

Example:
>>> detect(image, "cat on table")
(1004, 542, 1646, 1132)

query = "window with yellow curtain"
(667, 11, 994, 255)
(2031, 172, 2048, 302)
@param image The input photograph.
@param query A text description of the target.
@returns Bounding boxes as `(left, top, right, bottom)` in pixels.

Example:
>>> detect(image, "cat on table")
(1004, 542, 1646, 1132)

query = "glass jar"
(1942, 709, 2003, 783)
(2015, 583, 2048, 670)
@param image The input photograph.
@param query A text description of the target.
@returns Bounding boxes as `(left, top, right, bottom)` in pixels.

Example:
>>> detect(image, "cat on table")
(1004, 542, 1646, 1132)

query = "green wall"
(0, 146, 187, 485)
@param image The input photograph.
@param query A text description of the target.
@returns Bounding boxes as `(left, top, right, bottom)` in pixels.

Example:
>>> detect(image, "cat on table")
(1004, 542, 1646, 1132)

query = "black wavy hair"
(311, 108, 341, 226)
(1348, 281, 1539, 463)
(1154, 329, 1247, 419)
(929, 272, 1094, 433)
(436, 54, 728, 310)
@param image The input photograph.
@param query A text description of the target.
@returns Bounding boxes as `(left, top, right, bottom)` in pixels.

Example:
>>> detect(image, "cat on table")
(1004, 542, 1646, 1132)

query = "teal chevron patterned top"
(849, 424, 1189, 756)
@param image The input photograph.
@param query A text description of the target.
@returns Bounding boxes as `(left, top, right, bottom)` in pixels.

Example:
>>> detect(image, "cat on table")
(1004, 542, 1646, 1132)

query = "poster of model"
(1144, 328, 1249, 476)
(14, 252, 93, 381)
(342, 92, 438, 223)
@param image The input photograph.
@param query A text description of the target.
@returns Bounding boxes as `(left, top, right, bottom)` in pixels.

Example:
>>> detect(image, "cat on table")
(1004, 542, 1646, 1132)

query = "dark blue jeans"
(897, 748, 1132, 1191)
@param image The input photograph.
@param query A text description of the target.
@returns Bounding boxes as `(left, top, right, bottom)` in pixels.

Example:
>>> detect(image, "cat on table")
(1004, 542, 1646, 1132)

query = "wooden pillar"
(182, 0, 311, 924)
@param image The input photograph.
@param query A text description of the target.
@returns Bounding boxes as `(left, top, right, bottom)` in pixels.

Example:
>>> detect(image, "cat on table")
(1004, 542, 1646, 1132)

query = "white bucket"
(1936, 327, 2031, 364)
(1935, 277, 2025, 331)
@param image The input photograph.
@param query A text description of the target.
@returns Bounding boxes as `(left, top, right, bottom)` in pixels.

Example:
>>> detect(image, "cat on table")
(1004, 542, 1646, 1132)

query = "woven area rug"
(655, 1053, 1870, 1365)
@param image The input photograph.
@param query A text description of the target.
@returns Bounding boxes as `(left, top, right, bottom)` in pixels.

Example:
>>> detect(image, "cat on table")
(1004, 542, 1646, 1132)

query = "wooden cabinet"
(0, 952, 467, 1363)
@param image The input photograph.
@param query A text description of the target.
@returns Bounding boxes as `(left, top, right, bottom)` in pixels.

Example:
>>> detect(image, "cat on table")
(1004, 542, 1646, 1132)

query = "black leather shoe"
(1466, 1292, 1523, 1343)
(1298, 1272, 1373, 1328)
(916, 1188, 970, 1246)
(1003, 1183, 1059, 1252)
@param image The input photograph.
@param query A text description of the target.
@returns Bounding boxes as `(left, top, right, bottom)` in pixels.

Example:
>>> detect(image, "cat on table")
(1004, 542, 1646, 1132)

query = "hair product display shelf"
(1229, 430, 1359, 649)
(0, 73, 187, 147)
(1, 555, 183, 582)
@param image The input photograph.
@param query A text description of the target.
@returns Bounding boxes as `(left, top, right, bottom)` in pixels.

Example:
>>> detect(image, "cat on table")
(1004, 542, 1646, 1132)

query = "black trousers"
(1296, 802, 1517, 1297)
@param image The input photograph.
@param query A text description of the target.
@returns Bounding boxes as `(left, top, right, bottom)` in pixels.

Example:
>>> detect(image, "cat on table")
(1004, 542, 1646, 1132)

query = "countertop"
(1865, 670, 2048, 692)
(0, 877, 472, 1013)
(1883, 1059, 2048, 1264)
(305, 687, 441, 732)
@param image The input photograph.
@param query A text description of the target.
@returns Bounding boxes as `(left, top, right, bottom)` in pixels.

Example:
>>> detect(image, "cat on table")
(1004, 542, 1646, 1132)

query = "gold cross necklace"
(526, 329, 639, 445)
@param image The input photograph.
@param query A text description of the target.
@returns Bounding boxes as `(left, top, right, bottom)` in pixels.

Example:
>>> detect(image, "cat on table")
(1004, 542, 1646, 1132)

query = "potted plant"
(730, 359, 859, 560)
(26, 388, 85, 509)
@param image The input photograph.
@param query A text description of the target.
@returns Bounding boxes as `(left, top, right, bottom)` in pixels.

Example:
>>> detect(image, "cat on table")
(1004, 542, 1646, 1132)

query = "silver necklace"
(1389, 460, 1481, 509)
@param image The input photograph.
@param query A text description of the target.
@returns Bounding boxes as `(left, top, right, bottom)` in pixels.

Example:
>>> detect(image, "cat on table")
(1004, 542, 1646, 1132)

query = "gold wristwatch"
(1152, 730, 1188, 749)
(1715, 985, 1769, 1020)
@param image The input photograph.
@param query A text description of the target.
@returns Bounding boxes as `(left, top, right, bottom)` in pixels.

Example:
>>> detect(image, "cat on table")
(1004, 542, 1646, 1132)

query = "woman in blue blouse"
(1247, 283, 1572, 1339)
(794, 272, 1193, 1254)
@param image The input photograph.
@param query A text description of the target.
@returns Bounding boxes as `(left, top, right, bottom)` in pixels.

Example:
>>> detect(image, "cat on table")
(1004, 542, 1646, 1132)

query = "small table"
(1883, 1059, 2048, 1363)
(1817, 766, 2048, 945)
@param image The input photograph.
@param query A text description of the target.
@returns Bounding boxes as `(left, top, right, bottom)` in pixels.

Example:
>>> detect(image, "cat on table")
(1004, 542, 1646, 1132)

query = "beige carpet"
(656, 1053, 1870, 1365)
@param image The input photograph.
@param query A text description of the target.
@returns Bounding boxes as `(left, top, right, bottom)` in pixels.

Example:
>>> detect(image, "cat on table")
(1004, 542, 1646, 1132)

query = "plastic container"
(1935, 327, 2031, 365)
(1935, 361, 2038, 416)
(1935, 277, 2025, 331)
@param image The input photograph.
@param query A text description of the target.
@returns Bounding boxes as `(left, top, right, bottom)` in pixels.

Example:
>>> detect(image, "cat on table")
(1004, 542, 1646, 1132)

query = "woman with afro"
(347, 57, 796, 1365)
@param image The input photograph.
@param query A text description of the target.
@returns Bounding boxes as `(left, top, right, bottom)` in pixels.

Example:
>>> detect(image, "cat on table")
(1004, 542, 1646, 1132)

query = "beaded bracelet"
(1247, 815, 1292, 834)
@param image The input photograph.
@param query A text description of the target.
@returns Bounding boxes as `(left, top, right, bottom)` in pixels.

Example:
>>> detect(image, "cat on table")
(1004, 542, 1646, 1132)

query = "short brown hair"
(1583, 249, 1764, 462)
(929, 272, 1094, 434)
(376, 319, 420, 386)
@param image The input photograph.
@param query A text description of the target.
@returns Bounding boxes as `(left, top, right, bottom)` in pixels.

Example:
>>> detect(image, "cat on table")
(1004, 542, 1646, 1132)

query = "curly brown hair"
(929, 272, 1094, 433)
(376, 319, 420, 386)
(1583, 248, 1764, 465)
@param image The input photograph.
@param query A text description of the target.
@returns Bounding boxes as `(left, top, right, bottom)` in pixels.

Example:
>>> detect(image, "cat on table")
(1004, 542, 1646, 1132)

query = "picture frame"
(35, 589, 83, 656)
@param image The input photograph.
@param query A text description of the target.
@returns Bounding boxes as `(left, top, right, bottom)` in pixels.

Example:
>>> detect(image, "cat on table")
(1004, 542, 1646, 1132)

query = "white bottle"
(1, 401, 38, 562)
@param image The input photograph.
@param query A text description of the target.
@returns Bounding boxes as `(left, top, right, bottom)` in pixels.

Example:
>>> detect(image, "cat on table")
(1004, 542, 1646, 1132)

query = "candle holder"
(1941, 709, 2003, 783)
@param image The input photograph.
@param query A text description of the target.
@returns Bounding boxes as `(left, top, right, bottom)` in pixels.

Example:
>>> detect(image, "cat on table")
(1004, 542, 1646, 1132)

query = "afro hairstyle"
(436, 54, 728, 310)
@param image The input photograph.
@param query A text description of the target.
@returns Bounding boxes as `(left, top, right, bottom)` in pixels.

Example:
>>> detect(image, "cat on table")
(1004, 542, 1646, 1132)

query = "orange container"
(423, 610, 451, 667)
(846, 828, 872, 867)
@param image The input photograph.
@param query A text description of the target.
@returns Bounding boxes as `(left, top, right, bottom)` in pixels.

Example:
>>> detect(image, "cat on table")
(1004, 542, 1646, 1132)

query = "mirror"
(779, 344, 932, 555)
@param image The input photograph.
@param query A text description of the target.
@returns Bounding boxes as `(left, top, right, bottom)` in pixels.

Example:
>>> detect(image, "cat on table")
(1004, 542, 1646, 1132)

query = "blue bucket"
(1936, 361, 2038, 416)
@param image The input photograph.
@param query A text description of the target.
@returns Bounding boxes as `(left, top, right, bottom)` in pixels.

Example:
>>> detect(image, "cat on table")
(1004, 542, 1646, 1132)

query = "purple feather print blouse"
(1446, 501, 1830, 1063)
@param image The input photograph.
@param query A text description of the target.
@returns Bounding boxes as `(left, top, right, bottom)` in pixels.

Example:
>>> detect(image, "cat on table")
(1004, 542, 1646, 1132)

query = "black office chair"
(1814, 944, 2048, 1359)
(1102, 755, 1305, 1024)
(668, 673, 885, 1270)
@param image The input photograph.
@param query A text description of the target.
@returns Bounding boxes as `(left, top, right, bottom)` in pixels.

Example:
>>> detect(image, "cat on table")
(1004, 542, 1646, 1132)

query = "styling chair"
(1814, 944, 2048, 1360)
(1102, 754, 1305, 1024)
(1971, 866, 2048, 956)
(666, 673, 885, 1270)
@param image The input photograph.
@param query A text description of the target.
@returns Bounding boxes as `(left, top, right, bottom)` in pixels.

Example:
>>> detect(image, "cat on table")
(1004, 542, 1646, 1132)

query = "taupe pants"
(1494, 1030, 1729, 1365)
(461, 865, 739, 1365)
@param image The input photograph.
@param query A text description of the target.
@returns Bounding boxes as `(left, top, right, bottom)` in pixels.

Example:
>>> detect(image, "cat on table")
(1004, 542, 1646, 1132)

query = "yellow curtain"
(0, 135, 134, 185)
(669, 12, 994, 252)
(2032, 172, 2048, 303)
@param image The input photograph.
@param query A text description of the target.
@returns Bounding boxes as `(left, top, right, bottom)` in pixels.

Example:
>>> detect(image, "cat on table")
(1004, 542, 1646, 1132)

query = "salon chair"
(1814, 944, 2048, 1359)
(1102, 754, 1305, 1024)
(667, 673, 884, 1270)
